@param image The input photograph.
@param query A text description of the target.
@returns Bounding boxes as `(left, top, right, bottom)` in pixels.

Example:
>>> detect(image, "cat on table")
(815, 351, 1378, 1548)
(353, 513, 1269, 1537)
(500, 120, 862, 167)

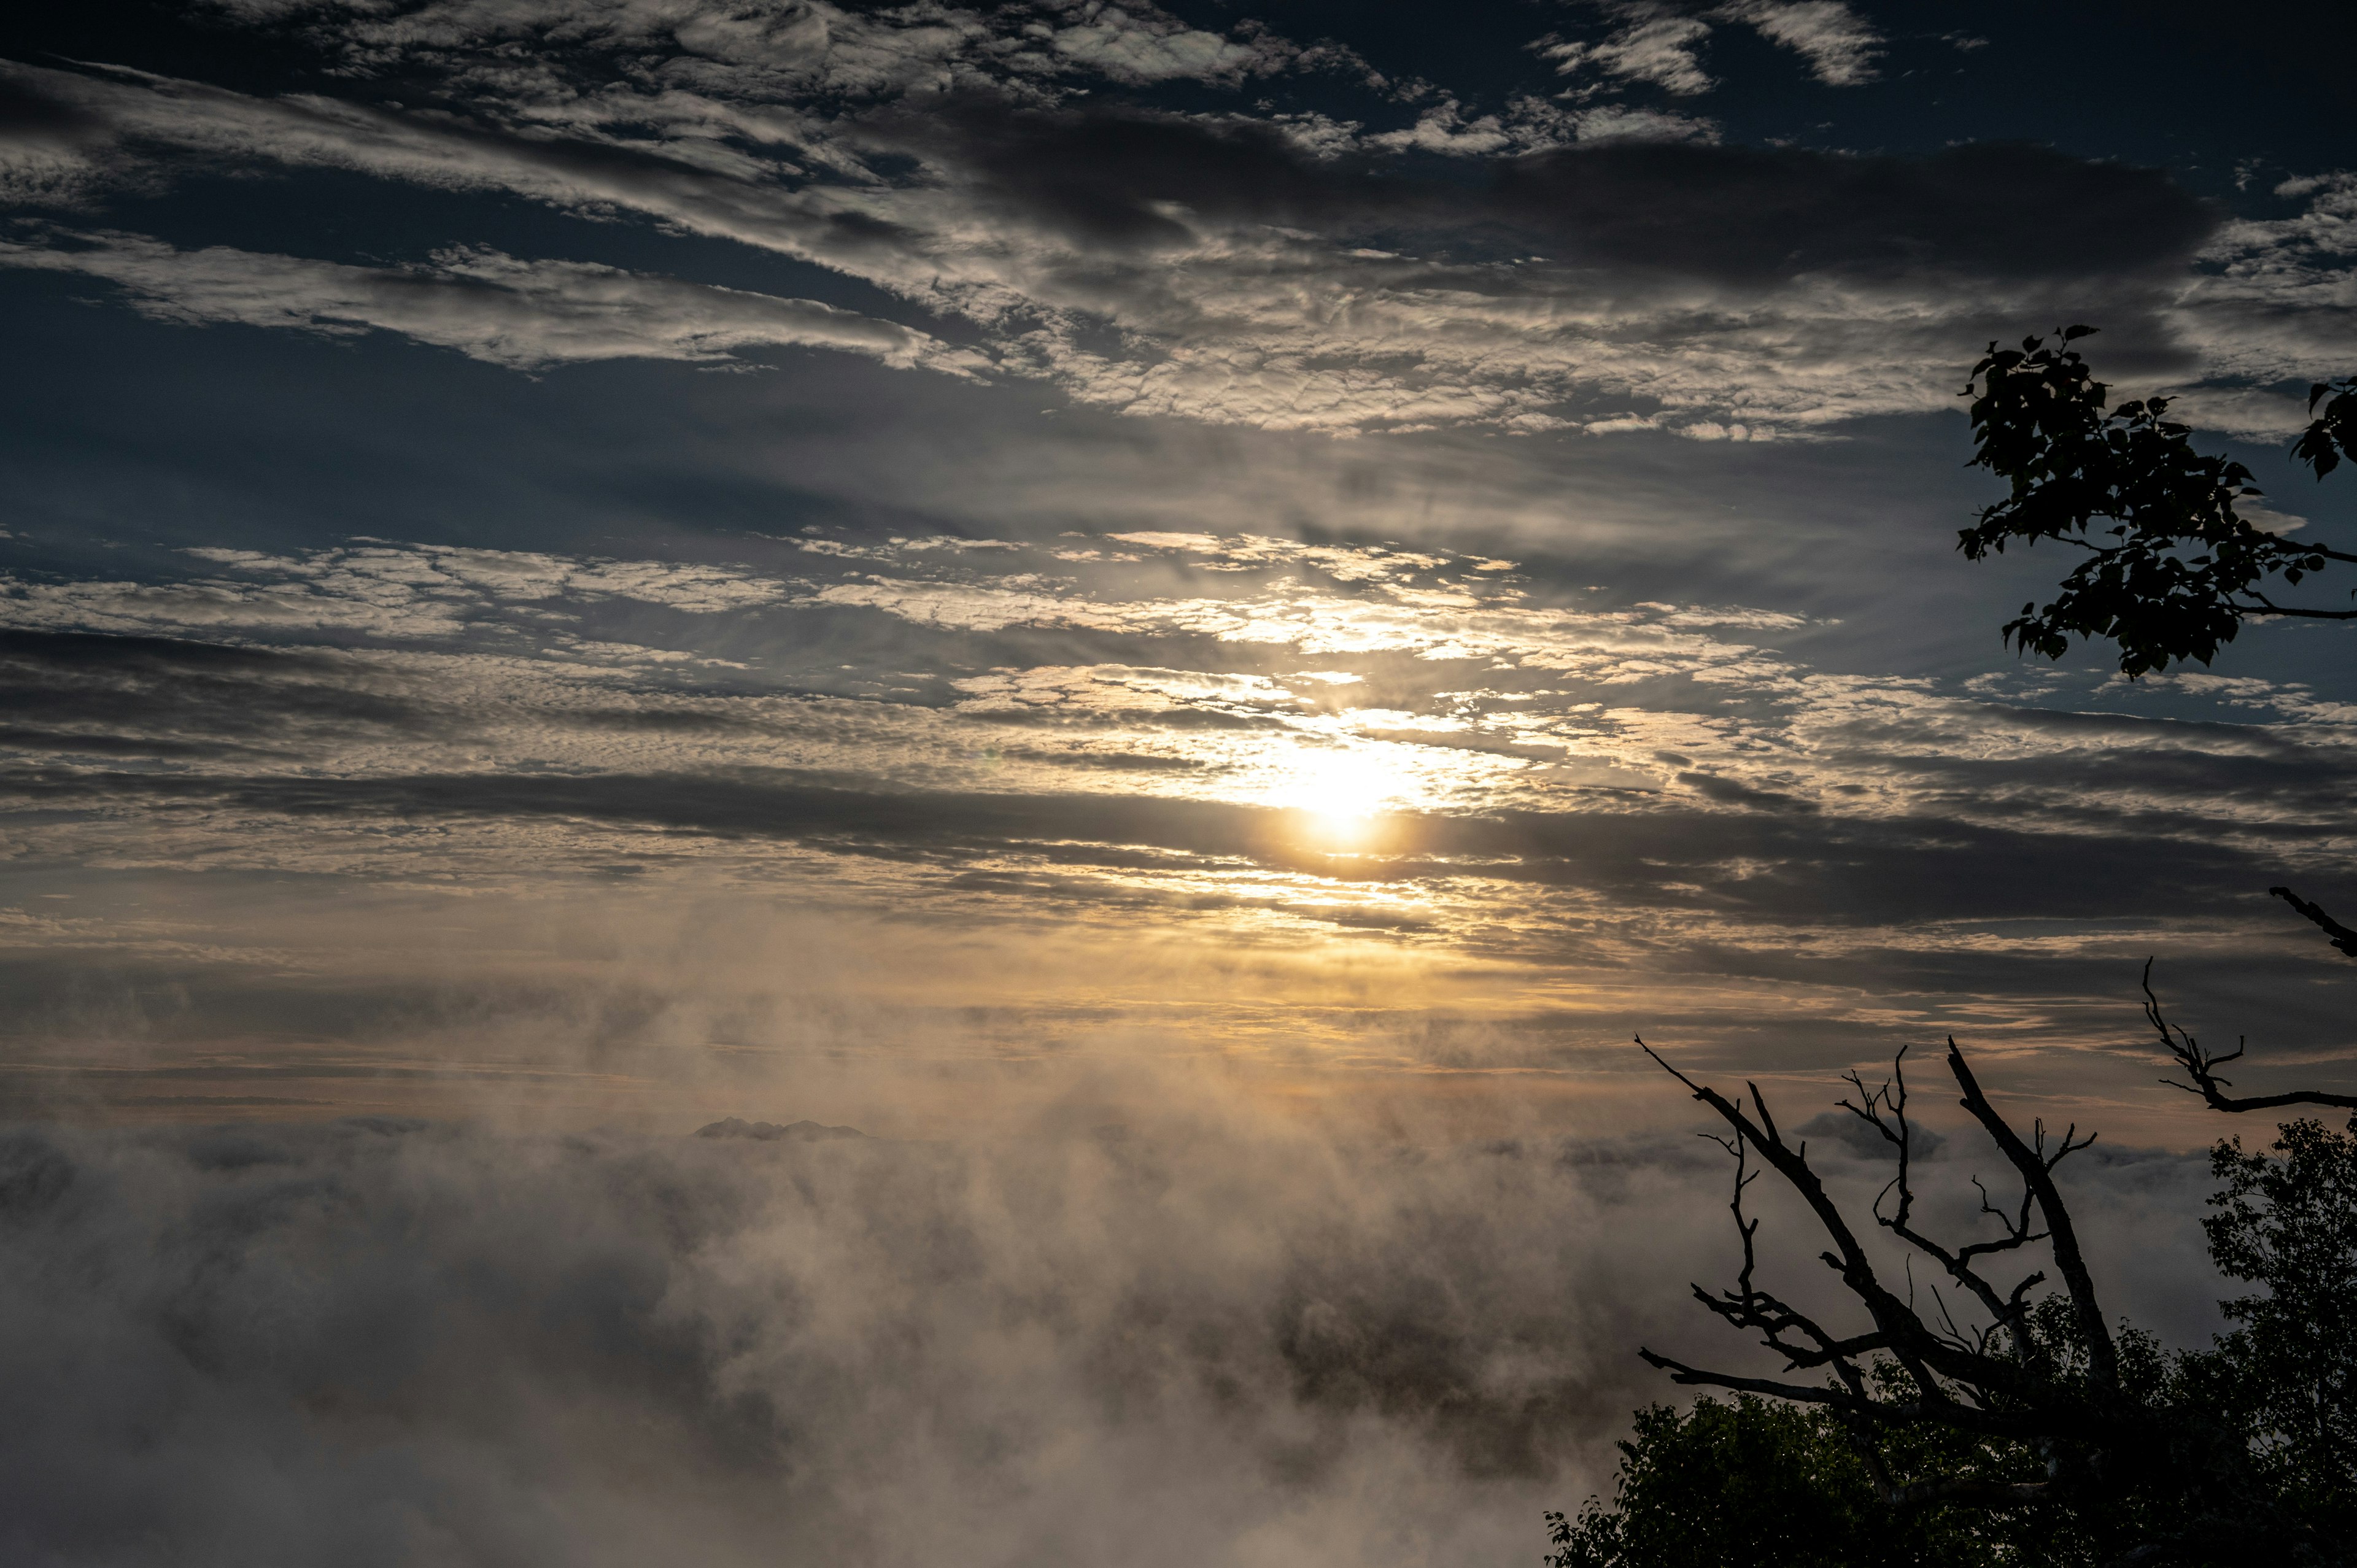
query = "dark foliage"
(2186, 1116, 2357, 1536)
(1552, 1312, 2237, 1568)
(2292, 377, 2357, 481)
(1957, 331, 2357, 675)
(1543, 1394, 2001, 1568)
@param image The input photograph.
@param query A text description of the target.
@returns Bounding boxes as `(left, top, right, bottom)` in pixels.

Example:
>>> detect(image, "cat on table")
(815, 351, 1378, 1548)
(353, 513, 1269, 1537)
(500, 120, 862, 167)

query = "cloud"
(211, 0, 1325, 102)
(0, 46, 2263, 439)
(6, 529, 2354, 906)
(0, 72, 123, 205)
(0, 1114, 1620, 1565)
(0, 575, 472, 641)
(1714, 2, 1884, 87)
(1538, 8, 1718, 97)
(0, 595, 2348, 991)
(0, 226, 984, 374)
(0, 1101, 2226, 1566)
(1042, 7, 1294, 85)
(0, 543, 795, 645)
(2164, 171, 2357, 417)
(1538, 2, 1884, 96)
(0, 562, 2348, 1118)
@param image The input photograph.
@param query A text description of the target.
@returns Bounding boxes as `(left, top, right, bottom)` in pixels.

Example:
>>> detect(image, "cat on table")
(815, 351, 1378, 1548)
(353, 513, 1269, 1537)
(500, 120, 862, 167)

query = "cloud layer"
(2, 2, 2347, 436)
(0, 1086, 2226, 1566)
(0, 522, 2350, 1104)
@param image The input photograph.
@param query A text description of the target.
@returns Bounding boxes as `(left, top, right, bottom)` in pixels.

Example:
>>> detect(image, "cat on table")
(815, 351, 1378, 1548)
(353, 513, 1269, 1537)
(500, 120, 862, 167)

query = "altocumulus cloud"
(0, 5, 2347, 436)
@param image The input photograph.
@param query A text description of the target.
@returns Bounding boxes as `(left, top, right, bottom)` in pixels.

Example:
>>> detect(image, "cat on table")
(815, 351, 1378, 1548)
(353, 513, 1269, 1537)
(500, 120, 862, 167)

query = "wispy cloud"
(1715, 2, 1884, 87)
(0, 226, 985, 373)
(2, 39, 2293, 440)
(1538, 1, 1884, 96)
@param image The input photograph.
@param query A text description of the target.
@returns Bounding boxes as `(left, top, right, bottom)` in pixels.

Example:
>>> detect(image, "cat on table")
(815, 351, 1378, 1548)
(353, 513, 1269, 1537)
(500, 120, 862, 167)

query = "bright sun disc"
(1285, 747, 1404, 848)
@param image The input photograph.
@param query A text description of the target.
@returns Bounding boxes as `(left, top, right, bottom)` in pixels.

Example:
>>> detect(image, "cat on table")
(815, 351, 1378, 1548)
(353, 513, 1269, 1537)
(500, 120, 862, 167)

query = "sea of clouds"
(0, 1073, 2227, 1568)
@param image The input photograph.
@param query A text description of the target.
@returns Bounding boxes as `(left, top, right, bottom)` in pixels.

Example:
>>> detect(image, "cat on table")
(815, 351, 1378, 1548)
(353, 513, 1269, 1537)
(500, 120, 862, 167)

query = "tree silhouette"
(2144, 889, 2357, 1115)
(1558, 336, 2357, 1566)
(1959, 329, 2357, 676)
(1622, 1039, 2313, 1564)
(1570, 889, 2357, 1565)
(2188, 1115, 2357, 1542)
(1545, 1394, 2005, 1567)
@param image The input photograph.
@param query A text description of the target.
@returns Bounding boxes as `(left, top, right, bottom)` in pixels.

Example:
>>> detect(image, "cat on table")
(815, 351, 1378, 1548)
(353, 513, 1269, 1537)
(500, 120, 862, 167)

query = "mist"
(0, 1072, 2227, 1567)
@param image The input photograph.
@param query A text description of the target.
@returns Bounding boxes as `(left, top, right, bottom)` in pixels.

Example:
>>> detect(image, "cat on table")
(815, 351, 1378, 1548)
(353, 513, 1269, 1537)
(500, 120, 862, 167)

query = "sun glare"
(1283, 745, 1411, 849)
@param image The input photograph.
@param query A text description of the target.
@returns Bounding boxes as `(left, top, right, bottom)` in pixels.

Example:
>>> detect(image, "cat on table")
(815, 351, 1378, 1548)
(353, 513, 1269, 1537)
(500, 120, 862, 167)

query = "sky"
(0, 2, 2353, 1562)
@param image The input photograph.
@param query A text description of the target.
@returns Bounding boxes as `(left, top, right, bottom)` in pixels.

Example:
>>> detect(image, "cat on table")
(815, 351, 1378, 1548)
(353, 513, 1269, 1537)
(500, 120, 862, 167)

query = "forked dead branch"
(1630, 882, 2357, 1562)
(1637, 1040, 2116, 1497)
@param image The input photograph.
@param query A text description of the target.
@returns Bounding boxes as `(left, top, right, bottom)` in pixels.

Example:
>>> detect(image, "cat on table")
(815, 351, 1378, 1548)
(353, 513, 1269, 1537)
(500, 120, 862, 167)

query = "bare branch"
(1641, 1038, 2057, 1410)
(2272, 884, 2357, 960)
(1842, 1048, 2046, 1340)
(1627, 1027, 2307, 1548)
(1630, 1349, 2060, 1442)
(1682, 1119, 1887, 1391)
(1944, 1040, 2118, 1394)
(2145, 957, 2357, 1113)
(1633, 1350, 1857, 1408)
(2234, 597, 2357, 620)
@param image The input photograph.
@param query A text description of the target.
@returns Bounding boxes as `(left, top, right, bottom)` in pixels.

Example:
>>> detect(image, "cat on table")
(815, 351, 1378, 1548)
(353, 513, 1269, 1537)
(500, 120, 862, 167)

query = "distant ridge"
(695, 1117, 865, 1142)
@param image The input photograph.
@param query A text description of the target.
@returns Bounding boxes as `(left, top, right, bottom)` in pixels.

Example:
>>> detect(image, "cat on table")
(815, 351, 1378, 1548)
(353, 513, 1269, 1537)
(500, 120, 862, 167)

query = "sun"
(1282, 744, 1410, 849)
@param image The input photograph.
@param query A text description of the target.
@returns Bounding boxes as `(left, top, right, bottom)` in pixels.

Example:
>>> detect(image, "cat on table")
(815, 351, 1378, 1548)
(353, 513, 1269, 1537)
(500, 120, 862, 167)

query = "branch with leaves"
(1958, 331, 2357, 676)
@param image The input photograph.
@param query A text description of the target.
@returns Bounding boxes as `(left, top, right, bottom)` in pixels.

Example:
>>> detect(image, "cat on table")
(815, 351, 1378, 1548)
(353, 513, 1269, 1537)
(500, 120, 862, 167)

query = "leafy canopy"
(1544, 1394, 2002, 1568)
(2186, 1116, 2357, 1537)
(1959, 329, 2357, 676)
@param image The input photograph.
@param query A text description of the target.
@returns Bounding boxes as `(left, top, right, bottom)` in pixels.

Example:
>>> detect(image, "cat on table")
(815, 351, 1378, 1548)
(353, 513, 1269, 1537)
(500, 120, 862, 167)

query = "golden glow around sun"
(1280, 744, 1414, 849)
